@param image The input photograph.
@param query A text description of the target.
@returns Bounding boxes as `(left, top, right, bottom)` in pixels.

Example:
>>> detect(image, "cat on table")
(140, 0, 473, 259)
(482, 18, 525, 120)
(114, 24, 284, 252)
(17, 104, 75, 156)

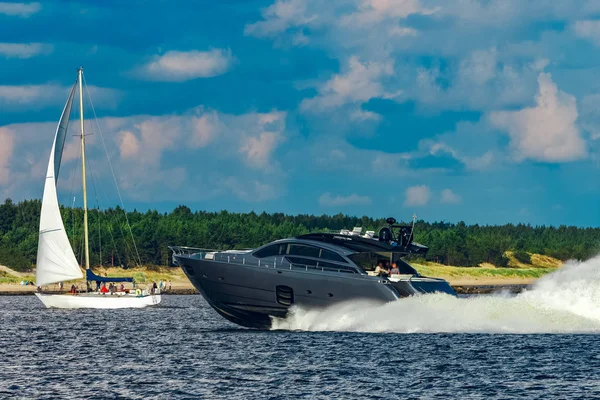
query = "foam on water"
(272, 255, 600, 333)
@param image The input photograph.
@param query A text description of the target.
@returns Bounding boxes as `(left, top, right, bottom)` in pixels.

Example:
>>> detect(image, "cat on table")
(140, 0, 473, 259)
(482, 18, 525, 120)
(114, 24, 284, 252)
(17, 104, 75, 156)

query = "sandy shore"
(446, 277, 536, 286)
(0, 277, 535, 296)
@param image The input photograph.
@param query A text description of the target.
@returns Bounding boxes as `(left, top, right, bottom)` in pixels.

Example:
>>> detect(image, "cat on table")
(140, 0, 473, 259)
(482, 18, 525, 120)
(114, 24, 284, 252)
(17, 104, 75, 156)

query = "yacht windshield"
(348, 252, 419, 275)
(393, 257, 419, 275)
(348, 252, 386, 272)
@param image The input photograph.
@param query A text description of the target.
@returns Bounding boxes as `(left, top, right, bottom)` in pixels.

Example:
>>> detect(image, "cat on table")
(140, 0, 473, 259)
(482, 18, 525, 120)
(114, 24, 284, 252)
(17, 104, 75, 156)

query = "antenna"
(410, 214, 417, 244)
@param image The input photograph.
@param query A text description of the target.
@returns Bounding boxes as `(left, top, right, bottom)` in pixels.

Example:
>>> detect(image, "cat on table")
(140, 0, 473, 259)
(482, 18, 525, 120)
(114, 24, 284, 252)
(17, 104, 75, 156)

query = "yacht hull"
(388, 275, 456, 296)
(177, 256, 402, 329)
(35, 293, 162, 309)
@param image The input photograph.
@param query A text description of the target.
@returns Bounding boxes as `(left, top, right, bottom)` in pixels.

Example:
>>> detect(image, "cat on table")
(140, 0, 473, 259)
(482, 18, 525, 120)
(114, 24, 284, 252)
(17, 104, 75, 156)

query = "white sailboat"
(35, 68, 161, 309)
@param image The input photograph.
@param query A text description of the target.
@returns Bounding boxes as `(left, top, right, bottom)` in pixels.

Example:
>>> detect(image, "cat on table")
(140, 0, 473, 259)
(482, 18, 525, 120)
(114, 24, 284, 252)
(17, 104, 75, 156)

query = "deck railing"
(169, 245, 361, 275)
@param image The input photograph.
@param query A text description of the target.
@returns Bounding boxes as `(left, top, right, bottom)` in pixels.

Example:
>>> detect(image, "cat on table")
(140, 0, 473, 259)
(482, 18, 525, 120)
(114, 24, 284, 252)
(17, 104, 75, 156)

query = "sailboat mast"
(78, 67, 90, 272)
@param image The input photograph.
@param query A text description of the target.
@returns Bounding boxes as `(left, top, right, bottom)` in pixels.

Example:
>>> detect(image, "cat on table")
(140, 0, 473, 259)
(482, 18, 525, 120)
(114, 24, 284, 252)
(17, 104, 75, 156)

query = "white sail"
(36, 84, 83, 287)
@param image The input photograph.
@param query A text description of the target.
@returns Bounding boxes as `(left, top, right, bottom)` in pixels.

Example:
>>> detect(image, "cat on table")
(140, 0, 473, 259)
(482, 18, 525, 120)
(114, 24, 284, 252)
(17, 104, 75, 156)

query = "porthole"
(328, 293, 333, 297)
(306, 290, 312, 294)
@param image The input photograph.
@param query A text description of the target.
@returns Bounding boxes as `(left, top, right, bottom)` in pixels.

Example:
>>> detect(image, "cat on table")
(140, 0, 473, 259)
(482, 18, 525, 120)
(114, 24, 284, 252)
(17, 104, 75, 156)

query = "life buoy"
(135, 288, 142, 297)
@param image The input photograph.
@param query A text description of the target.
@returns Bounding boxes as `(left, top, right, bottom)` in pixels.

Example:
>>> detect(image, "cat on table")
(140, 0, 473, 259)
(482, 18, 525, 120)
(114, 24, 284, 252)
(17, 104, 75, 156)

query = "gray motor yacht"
(171, 217, 456, 329)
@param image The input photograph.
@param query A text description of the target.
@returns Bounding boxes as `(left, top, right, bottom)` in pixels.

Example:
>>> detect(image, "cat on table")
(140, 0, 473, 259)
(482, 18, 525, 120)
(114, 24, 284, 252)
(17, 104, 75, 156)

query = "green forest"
(0, 198, 598, 271)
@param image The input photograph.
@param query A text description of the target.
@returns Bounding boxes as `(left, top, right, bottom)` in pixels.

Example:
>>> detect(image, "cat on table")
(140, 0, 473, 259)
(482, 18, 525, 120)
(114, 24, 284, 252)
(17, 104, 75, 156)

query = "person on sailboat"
(100, 283, 109, 294)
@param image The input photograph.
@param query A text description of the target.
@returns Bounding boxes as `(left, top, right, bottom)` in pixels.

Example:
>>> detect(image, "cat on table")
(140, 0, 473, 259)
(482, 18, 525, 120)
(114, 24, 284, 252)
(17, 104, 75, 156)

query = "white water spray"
(272, 255, 600, 333)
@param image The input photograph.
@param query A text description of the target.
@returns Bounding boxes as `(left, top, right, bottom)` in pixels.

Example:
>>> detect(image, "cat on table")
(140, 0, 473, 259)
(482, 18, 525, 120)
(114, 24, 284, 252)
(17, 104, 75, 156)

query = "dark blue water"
(1, 295, 599, 399)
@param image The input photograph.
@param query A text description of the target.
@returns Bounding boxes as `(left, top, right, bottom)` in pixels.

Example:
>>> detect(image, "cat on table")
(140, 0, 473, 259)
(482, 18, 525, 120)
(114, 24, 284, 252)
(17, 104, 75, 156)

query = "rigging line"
(83, 146, 104, 266)
(106, 221, 122, 267)
(85, 150, 135, 267)
(87, 155, 122, 267)
(98, 206, 102, 266)
(84, 140, 137, 267)
(68, 141, 83, 251)
(82, 75, 143, 267)
(87, 171, 136, 269)
(66, 102, 83, 248)
(87, 159, 138, 269)
(79, 228, 85, 268)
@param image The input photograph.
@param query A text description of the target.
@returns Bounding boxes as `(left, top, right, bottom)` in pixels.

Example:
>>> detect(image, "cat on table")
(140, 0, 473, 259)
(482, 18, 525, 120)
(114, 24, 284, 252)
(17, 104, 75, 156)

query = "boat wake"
(271, 255, 600, 334)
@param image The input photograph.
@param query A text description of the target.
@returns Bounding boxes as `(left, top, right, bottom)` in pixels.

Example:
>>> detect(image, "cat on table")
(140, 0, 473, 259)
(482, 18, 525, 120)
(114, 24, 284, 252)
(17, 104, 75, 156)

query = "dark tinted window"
(318, 261, 357, 273)
(254, 244, 286, 258)
(288, 244, 320, 258)
(396, 258, 418, 275)
(286, 256, 318, 266)
(348, 252, 381, 272)
(320, 249, 347, 263)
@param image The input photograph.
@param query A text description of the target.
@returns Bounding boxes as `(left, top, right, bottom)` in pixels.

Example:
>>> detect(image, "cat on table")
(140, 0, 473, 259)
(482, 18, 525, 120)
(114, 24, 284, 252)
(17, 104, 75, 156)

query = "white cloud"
(0, 127, 15, 185)
(117, 131, 140, 159)
(350, 109, 381, 121)
(0, 2, 40, 17)
(410, 48, 546, 112)
(308, 137, 414, 177)
(580, 93, 600, 140)
(0, 42, 52, 58)
(404, 185, 430, 206)
(237, 111, 287, 170)
(240, 131, 281, 169)
(0, 83, 121, 109)
(489, 72, 586, 162)
(459, 47, 498, 85)
(388, 26, 418, 37)
(319, 192, 372, 207)
(427, 141, 495, 171)
(244, 0, 316, 38)
(340, 0, 437, 27)
(192, 112, 220, 148)
(462, 152, 494, 171)
(247, 0, 600, 120)
(136, 49, 233, 82)
(0, 84, 50, 104)
(440, 188, 461, 204)
(109, 109, 286, 170)
(434, 1, 600, 26)
(222, 177, 279, 202)
(301, 56, 398, 112)
(0, 106, 288, 203)
(573, 20, 600, 46)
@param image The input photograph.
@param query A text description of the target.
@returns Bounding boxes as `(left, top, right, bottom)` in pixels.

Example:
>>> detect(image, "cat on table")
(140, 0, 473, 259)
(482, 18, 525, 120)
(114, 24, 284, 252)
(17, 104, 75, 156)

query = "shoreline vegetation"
(0, 198, 590, 292)
(0, 250, 561, 294)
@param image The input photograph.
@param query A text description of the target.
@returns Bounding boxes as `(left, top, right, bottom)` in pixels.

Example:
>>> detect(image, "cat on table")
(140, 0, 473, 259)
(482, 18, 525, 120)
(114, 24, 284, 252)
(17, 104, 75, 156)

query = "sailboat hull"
(35, 293, 161, 309)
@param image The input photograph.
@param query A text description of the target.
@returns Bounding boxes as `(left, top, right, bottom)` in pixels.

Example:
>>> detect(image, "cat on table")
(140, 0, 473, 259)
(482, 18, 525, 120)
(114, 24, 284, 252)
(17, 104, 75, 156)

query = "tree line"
(0, 198, 598, 271)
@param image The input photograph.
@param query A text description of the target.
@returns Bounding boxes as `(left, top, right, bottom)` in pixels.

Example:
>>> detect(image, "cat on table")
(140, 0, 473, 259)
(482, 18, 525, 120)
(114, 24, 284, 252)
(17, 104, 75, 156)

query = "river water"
(1, 256, 600, 399)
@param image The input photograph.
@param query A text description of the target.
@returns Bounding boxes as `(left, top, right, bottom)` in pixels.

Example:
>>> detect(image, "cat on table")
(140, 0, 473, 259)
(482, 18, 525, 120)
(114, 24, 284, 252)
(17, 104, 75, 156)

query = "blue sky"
(1, 0, 600, 226)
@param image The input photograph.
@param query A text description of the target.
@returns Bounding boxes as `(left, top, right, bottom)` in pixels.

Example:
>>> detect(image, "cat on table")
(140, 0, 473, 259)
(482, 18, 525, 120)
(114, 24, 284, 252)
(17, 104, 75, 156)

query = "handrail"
(169, 245, 221, 254)
(177, 251, 362, 276)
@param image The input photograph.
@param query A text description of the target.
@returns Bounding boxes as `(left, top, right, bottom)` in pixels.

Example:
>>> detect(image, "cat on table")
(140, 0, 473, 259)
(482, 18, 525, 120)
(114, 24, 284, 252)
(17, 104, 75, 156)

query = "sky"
(0, 0, 599, 226)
